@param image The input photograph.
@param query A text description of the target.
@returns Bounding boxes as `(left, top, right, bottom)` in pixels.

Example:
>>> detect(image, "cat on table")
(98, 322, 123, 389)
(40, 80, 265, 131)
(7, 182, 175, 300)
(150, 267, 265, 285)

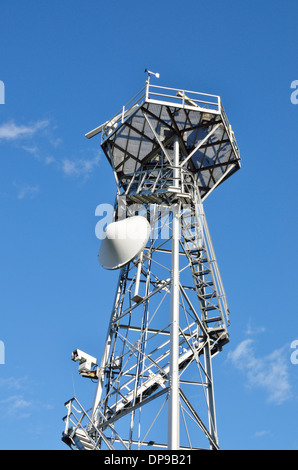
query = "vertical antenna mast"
(168, 136, 180, 450)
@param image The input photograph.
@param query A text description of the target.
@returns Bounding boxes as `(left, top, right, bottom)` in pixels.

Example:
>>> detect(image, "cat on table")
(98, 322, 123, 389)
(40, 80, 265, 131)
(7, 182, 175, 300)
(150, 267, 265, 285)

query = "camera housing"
(72, 349, 98, 378)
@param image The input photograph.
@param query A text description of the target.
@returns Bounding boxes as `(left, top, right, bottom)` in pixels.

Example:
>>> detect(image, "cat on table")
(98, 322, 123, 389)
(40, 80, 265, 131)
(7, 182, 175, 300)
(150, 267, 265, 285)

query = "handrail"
(147, 84, 220, 111)
(101, 85, 147, 142)
(148, 83, 220, 99)
(101, 83, 222, 144)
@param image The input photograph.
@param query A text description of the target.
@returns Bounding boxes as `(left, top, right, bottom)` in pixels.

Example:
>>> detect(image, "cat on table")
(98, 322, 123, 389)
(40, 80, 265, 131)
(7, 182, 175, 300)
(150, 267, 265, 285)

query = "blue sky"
(0, 0, 297, 450)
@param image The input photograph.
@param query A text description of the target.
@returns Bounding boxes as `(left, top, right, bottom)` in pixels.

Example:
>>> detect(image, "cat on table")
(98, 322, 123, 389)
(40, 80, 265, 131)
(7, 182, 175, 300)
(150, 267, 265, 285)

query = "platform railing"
(63, 396, 129, 450)
(101, 83, 222, 143)
(219, 101, 240, 158)
(147, 84, 220, 111)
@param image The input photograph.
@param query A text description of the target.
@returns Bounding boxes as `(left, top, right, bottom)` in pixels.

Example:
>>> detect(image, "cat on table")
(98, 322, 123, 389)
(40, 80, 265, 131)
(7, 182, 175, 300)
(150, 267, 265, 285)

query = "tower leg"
(91, 268, 126, 425)
(204, 339, 218, 449)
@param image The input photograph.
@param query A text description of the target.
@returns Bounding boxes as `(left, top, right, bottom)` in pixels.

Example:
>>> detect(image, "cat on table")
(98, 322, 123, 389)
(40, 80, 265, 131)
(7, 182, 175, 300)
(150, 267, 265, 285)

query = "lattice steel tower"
(62, 72, 241, 451)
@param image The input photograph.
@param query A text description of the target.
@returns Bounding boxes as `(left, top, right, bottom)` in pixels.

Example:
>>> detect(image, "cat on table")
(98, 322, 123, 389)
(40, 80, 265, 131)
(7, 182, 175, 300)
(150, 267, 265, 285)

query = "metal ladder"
(180, 197, 230, 353)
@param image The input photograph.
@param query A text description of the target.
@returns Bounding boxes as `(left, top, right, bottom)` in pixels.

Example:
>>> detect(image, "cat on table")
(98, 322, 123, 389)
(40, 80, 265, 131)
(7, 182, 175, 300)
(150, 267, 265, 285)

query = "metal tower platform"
(62, 75, 241, 451)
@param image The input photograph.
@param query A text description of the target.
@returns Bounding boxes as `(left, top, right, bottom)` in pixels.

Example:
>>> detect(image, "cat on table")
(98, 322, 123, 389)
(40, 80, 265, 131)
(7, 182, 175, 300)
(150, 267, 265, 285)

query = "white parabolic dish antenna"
(98, 216, 151, 270)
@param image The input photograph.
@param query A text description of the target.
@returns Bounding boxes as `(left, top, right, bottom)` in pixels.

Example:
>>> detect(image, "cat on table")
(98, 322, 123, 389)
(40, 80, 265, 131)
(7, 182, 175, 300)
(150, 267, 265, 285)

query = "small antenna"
(144, 69, 160, 84)
(72, 373, 76, 398)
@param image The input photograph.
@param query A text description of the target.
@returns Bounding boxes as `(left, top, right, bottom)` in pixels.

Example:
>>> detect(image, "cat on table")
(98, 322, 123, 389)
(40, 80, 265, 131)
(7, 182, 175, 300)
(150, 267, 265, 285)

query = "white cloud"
(0, 395, 32, 419)
(0, 376, 25, 390)
(0, 118, 101, 187)
(228, 338, 253, 365)
(1, 395, 31, 411)
(228, 339, 291, 404)
(0, 119, 50, 141)
(245, 319, 266, 336)
(254, 430, 271, 438)
(44, 155, 56, 165)
(0, 378, 32, 419)
(61, 153, 100, 178)
(0, 376, 53, 420)
(16, 183, 39, 200)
